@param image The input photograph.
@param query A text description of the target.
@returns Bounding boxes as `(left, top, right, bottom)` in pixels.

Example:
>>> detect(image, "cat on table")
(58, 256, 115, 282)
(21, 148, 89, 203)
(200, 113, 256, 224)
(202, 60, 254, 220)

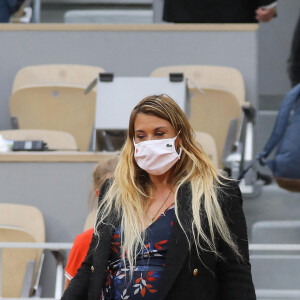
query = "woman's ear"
(95, 188, 100, 197)
(176, 134, 182, 150)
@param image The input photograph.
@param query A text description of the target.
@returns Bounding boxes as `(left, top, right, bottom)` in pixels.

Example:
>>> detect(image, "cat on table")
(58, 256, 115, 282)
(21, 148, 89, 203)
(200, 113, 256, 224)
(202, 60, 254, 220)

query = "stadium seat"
(0, 129, 78, 151)
(151, 66, 243, 168)
(9, 64, 104, 151)
(190, 88, 240, 168)
(151, 65, 245, 105)
(11, 64, 104, 94)
(10, 86, 96, 151)
(64, 9, 153, 24)
(0, 203, 45, 297)
(151, 65, 258, 197)
(194, 131, 218, 169)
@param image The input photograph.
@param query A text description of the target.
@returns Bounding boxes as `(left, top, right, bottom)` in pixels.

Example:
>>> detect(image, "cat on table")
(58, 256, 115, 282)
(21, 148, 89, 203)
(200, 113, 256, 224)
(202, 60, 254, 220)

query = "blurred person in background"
(0, 0, 25, 22)
(64, 157, 118, 290)
(288, 13, 300, 87)
(163, 0, 277, 23)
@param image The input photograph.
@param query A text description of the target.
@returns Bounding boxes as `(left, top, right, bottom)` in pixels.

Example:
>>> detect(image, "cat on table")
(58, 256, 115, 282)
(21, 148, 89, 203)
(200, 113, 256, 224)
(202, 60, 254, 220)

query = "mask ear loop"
(172, 130, 181, 141)
(177, 147, 183, 157)
(174, 130, 182, 156)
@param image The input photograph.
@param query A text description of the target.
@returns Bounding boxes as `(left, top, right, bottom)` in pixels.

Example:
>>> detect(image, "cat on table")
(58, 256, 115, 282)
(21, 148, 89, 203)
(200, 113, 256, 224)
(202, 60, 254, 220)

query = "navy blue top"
(101, 204, 175, 300)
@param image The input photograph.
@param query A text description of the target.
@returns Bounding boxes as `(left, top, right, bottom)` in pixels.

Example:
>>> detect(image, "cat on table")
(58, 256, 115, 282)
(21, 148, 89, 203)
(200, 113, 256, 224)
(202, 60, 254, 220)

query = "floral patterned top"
(101, 203, 175, 300)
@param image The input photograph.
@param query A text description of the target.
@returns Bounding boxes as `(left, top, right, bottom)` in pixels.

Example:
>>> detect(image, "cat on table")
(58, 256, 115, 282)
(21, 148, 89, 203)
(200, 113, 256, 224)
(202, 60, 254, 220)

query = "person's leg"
(0, 0, 13, 22)
(288, 14, 300, 87)
(0, 0, 24, 22)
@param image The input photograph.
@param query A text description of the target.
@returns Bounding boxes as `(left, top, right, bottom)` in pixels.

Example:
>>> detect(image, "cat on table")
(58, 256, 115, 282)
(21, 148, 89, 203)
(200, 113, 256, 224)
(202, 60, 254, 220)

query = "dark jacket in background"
(163, 0, 275, 23)
(0, 0, 25, 22)
(288, 14, 300, 87)
(62, 179, 256, 300)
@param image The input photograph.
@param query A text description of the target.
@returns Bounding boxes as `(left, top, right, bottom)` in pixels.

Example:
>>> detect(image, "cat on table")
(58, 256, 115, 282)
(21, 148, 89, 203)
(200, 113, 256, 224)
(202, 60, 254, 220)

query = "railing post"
(0, 247, 2, 298)
(32, 0, 41, 23)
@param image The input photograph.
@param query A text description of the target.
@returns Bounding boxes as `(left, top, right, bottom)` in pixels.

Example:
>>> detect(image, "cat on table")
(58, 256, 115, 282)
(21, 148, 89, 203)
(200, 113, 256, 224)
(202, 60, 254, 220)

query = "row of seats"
(1, 203, 300, 298)
(8, 64, 245, 169)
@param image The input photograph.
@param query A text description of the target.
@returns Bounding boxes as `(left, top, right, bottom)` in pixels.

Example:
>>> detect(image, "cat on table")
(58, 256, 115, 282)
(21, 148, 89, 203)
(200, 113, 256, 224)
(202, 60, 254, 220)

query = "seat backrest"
(194, 131, 218, 169)
(189, 88, 241, 168)
(0, 129, 78, 151)
(252, 220, 300, 244)
(0, 228, 37, 297)
(0, 204, 45, 297)
(0, 203, 45, 242)
(64, 9, 153, 24)
(12, 64, 105, 94)
(9, 86, 96, 151)
(151, 65, 245, 106)
(251, 255, 300, 290)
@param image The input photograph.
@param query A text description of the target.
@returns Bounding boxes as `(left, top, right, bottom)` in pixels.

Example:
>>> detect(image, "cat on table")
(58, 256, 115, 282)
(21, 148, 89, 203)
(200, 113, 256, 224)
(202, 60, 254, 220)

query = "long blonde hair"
(95, 95, 240, 271)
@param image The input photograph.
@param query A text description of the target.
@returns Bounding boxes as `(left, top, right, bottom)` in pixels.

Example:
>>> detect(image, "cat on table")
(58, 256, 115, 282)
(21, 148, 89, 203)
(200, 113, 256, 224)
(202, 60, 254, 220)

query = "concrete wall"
(259, 0, 300, 97)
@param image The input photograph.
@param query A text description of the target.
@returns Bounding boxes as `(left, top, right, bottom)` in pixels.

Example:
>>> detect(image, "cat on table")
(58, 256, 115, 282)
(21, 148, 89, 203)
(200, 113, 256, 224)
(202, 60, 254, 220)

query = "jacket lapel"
(92, 220, 117, 299)
(159, 183, 193, 300)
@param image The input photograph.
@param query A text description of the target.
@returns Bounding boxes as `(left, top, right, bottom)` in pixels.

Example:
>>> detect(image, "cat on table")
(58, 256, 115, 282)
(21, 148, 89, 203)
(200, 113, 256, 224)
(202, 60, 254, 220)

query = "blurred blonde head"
(88, 157, 119, 212)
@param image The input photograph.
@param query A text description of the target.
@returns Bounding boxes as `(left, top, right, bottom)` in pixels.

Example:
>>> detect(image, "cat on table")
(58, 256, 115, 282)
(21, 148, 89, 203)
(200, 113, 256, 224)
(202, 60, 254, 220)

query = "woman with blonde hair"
(62, 95, 255, 300)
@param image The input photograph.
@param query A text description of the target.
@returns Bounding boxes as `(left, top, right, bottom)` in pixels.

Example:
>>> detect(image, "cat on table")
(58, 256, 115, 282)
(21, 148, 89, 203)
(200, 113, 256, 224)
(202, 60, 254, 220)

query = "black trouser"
(288, 14, 300, 87)
(0, 0, 25, 22)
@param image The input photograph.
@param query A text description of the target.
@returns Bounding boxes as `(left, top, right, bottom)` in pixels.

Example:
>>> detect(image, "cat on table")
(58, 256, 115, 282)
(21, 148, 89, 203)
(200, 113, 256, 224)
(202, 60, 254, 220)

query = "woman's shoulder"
(216, 177, 242, 203)
(178, 177, 242, 205)
(216, 177, 245, 223)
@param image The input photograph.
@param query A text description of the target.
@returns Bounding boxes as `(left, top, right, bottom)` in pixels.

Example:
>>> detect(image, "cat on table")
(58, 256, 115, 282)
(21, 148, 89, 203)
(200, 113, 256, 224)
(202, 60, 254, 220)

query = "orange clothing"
(65, 228, 94, 280)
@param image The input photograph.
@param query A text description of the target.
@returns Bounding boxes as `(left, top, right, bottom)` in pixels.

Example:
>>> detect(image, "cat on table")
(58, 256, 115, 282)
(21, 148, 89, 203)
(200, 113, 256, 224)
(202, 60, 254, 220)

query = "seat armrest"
(222, 118, 238, 166)
(242, 102, 256, 123)
(20, 260, 35, 297)
(51, 249, 67, 299)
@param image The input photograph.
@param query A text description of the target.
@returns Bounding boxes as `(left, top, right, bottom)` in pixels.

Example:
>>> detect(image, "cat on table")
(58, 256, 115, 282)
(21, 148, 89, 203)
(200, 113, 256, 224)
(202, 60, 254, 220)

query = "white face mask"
(134, 133, 182, 176)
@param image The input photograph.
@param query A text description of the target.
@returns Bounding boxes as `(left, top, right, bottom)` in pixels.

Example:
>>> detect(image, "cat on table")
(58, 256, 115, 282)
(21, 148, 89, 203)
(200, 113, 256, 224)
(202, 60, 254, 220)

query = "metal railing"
(249, 244, 300, 252)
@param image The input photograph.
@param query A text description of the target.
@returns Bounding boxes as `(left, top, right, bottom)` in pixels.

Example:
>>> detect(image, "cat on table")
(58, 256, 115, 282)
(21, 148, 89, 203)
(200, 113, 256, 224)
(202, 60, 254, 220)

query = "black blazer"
(288, 13, 300, 86)
(62, 179, 256, 300)
(163, 0, 275, 23)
